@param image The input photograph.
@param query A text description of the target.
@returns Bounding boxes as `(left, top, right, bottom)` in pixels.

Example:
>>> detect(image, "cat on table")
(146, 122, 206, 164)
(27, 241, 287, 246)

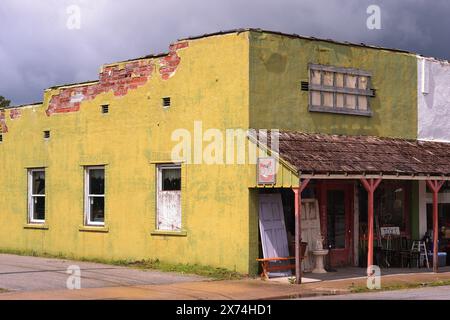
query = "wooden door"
(301, 199, 321, 272)
(259, 193, 291, 277)
(320, 183, 353, 267)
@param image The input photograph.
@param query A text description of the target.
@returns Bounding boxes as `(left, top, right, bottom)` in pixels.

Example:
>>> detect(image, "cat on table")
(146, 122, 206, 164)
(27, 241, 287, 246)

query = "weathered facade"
(1, 29, 449, 276)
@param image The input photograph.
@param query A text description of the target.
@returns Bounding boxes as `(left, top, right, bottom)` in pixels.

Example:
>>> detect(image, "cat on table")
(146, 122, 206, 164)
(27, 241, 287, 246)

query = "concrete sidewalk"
(3, 270, 450, 300)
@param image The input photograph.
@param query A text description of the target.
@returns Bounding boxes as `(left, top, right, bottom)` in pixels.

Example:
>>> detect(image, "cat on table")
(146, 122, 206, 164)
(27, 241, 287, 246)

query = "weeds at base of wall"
(0, 248, 244, 281)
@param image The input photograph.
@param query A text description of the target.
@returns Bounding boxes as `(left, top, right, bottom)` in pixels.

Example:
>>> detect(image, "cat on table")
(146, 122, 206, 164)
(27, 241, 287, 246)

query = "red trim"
(426, 180, 445, 273)
(293, 178, 310, 284)
(360, 178, 382, 275)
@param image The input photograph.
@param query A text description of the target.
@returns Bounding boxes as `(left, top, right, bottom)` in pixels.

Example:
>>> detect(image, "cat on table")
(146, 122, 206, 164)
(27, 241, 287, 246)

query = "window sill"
(79, 225, 109, 233)
(308, 105, 373, 117)
(23, 224, 49, 230)
(151, 230, 187, 237)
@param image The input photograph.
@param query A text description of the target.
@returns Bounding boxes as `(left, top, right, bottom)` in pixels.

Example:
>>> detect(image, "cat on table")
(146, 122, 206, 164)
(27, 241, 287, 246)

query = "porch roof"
(269, 131, 450, 180)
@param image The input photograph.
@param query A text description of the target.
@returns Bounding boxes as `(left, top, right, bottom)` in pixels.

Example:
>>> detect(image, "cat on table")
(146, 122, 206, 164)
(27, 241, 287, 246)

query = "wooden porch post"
(293, 178, 310, 284)
(426, 180, 445, 273)
(360, 178, 382, 275)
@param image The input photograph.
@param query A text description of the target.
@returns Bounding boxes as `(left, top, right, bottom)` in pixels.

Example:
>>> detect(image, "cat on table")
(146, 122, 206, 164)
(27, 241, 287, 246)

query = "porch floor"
(307, 266, 450, 281)
(268, 266, 450, 284)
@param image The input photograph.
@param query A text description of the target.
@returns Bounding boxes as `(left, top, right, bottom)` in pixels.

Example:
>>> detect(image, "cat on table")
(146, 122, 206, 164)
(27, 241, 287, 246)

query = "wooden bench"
(256, 257, 296, 280)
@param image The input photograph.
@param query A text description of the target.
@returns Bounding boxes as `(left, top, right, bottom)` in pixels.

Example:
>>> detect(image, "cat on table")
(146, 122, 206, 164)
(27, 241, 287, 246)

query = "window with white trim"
(28, 169, 46, 224)
(156, 164, 181, 231)
(84, 166, 105, 226)
(308, 64, 374, 116)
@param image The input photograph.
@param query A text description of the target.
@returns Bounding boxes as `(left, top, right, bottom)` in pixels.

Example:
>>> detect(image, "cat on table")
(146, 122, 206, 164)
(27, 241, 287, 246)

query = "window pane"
(32, 171, 45, 195)
(327, 190, 346, 249)
(336, 93, 344, 108)
(377, 184, 405, 232)
(311, 69, 321, 85)
(323, 71, 334, 86)
(33, 196, 45, 221)
(162, 168, 181, 191)
(323, 92, 333, 107)
(89, 169, 104, 195)
(335, 73, 344, 87)
(311, 91, 321, 106)
(345, 94, 357, 109)
(90, 197, 104, 222)
(358, 76, 368, 90)
(358, 96, 368, 110)
(346, 75, 357, 89)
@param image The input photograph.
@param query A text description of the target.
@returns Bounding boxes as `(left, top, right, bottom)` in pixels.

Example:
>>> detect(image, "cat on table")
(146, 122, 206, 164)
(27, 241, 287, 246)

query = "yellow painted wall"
(0, 32, 257, 274)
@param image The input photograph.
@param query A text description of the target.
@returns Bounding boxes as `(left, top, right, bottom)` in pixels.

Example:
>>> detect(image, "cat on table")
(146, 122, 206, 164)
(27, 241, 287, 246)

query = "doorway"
(319, 182, 354, 267)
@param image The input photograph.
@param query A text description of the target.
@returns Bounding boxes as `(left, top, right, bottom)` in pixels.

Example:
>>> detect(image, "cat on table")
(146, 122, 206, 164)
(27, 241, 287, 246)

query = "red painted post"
(294, 178, 310, 285)
(426, 180, 445, 273)
(433, 187, 439, 273)
(360, 178, 382, 276)
(367, 184, 374, 269)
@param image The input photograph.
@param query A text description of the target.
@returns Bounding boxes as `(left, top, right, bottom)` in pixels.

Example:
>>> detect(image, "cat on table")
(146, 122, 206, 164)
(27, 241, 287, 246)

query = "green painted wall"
(249, 31, 418, 139)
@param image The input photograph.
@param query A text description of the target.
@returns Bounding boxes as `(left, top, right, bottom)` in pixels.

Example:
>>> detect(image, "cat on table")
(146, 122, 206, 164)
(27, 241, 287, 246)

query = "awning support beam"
(293, 178, 310, 285)
(360, 178, 382, 275)
(426, 179, 445, 273)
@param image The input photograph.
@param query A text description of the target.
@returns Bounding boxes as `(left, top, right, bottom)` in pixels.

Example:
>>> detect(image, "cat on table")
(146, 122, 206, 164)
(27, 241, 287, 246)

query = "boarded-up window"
(308, 64, 373, 116)
(157, 164, 182, 231)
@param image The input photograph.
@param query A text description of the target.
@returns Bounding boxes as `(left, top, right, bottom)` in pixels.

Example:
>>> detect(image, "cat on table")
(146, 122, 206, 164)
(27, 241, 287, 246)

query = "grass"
(0, 288, 7, 293)
(0, 248, 244, 281)
(115, 259, 243, 280)
(349, 279, 450, 293)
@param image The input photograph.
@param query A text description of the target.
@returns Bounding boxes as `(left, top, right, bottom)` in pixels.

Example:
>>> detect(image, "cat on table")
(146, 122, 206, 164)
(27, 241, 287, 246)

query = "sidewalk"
(3, 270, 450, 300)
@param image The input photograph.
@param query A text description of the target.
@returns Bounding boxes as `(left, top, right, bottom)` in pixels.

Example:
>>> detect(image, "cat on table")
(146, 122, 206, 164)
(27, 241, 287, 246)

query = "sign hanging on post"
(257, 157, 276, 185)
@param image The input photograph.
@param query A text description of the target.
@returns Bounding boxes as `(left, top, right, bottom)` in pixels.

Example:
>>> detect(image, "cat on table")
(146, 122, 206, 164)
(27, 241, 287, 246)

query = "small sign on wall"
(257, 157, 276, 185)
(380, 227, 400, 236)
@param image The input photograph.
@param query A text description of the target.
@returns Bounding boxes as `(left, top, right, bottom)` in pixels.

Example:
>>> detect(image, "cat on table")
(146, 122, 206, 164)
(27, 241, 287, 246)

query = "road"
(0, 253, 205, 293)
(301, 285, 450, 300)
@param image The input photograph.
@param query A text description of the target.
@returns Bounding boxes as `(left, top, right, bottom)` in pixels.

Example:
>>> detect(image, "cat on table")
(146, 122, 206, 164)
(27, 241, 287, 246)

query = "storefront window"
(426, 204, 450, 240)
(375, 183, 406, 232)
(359, 181, 408, 234)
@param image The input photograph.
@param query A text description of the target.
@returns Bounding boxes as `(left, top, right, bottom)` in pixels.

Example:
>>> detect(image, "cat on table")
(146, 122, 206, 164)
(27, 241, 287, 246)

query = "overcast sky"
(1, 0, 449, 105)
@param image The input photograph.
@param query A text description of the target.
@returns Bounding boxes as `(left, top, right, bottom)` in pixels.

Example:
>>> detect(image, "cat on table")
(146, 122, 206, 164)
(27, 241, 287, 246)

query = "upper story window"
(308, 64, 374, 117)
(28, 169, 46, 224)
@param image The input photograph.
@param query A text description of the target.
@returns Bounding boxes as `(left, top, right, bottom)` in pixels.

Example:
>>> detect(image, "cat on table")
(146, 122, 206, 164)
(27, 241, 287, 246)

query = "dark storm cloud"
(1, 0, 449, 105)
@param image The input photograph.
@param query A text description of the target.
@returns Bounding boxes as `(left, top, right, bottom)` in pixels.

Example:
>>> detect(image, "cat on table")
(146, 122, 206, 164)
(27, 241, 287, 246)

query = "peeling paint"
(9, 108, 21, 120)
(159, 42, 189, 80)
(0, 110, 8, 133)
(46, 60, 155, 116)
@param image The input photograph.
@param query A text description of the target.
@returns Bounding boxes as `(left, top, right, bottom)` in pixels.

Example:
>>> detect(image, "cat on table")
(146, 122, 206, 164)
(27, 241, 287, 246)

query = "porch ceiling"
(257, 131, 450, 180)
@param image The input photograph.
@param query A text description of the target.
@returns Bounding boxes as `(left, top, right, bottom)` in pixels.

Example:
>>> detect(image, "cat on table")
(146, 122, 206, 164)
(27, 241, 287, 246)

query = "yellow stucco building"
(0, 29, 422, 275)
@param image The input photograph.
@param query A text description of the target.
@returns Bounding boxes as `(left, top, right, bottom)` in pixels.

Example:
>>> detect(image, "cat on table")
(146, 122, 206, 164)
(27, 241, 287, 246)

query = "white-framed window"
(28, 168, 46, 224)
(308, 63, 374, 116)
(84, 166, 105, 226)
(156, 164, 181, 231)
